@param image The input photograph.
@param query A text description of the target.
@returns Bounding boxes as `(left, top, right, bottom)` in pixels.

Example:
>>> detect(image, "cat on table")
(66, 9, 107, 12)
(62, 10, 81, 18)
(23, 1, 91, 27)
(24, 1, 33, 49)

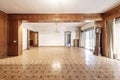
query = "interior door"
(65, 31, 71, 47)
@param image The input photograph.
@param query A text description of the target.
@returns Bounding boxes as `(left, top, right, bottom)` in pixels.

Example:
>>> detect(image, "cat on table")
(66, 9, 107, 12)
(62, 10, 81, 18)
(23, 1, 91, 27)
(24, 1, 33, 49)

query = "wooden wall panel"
(8, 19, 22, 56)
(0, 11, 8, 58)
(8, 19, 18, 56)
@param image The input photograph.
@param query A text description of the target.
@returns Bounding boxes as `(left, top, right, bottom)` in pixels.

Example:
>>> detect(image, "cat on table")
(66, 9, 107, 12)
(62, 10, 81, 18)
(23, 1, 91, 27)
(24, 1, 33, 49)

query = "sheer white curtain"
(113, 18, 120, 59)
(80, 31, 86, 48)
(85, 31, 90, 49)
(106, 20, 114, 58)
(89, 29, 94, 51)
(80, 28, 94, 51)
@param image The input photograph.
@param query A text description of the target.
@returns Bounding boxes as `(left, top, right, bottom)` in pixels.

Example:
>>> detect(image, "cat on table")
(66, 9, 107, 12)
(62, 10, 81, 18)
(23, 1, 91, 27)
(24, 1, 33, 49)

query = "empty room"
(0, 0, 120, 80)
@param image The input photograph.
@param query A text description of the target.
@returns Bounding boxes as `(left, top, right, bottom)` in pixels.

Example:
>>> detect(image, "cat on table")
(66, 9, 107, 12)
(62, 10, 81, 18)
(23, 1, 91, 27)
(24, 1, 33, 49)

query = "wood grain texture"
(104, 5, 120, 20)
(8, 14, 103, 22)
(0, 10, 8, 58)
(8, 19, 22, 56)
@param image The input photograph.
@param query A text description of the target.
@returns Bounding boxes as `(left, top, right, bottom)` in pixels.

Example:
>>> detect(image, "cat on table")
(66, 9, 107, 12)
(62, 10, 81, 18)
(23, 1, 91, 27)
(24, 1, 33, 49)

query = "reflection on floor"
(0, 47, 120, 80)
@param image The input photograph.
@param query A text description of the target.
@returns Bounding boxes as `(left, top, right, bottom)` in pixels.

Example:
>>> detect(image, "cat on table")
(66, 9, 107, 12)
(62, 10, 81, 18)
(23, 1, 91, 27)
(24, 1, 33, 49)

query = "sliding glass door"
(65, 31, 71, 47)
(80, 28, 94, 51)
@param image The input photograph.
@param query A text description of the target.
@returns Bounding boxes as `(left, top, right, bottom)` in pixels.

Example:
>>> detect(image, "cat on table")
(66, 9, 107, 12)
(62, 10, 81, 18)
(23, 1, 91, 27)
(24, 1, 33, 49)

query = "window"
(80, 28, 94, 51)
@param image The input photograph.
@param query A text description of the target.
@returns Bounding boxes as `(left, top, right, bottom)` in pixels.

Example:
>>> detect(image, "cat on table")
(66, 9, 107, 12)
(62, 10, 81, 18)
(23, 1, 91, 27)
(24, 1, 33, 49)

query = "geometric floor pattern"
(0, 47, 120, 80)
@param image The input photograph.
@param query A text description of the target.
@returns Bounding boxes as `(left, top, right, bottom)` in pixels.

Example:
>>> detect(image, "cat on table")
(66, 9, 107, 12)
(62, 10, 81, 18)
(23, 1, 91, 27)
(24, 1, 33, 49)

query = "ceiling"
(22, 22, 87, 33)
(0, 0, 120, 14)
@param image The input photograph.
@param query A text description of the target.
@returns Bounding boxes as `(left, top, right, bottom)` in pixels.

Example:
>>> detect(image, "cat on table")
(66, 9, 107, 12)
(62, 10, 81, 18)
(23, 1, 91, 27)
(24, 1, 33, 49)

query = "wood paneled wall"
(0, 11, 8, 58)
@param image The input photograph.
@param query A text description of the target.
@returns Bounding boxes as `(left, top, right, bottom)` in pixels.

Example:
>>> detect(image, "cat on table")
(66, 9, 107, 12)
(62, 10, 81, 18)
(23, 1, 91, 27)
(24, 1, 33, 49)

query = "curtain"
(106, 20, 114, 58)
(80, 28, 94, 51)
(89, 28, 94, 51)
(80, 31, 86, 48)
(113, 18, 120, 59)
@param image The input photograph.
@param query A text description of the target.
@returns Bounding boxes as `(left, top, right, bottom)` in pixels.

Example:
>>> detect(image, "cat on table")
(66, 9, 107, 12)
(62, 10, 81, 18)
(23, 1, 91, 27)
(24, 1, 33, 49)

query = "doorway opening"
(65, 31, 71, 47)
(22, 27, 39, 50)
(30, 31, 39, 47)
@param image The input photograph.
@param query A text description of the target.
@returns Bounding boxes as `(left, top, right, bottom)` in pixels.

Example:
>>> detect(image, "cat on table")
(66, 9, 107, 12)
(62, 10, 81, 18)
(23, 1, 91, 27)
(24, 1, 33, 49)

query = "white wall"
(22, 23, 79, 47)
(39, 31, 76, 46)
(22, 25, 27, 50)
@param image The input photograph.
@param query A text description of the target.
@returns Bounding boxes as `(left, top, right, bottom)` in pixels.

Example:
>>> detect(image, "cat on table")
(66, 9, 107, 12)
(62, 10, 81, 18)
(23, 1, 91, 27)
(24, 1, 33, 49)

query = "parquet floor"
(0, 47, 120, 80)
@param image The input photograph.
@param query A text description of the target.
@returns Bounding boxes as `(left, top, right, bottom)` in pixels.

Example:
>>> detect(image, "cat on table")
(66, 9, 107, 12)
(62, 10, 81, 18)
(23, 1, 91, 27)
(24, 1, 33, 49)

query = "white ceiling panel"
(0, 0, 120, 14)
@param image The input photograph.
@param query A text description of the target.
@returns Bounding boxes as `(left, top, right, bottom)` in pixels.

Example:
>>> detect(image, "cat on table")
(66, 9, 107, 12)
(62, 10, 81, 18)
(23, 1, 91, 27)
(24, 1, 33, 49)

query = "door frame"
(64, 31, 71, 47)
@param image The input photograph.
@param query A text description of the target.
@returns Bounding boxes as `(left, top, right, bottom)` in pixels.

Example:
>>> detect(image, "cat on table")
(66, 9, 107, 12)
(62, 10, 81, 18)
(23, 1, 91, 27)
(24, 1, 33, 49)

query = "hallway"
(0, 47, 120, 80)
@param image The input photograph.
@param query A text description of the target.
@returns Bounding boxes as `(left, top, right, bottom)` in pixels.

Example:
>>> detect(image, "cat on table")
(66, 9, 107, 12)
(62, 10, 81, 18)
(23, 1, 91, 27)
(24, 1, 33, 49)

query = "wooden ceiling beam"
(8, 14, 103, 22)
